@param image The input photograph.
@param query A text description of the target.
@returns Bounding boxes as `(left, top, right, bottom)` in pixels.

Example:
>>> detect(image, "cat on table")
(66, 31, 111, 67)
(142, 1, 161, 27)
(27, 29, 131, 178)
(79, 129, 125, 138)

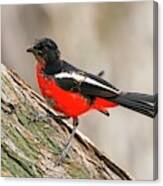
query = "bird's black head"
(27, 38, 61, 63)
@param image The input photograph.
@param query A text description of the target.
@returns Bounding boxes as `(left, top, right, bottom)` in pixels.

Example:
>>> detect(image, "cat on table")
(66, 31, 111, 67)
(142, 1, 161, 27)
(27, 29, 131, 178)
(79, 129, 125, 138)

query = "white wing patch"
(85, 77, 120, 94)
(55, 72, 120, 94)
(55, 72, 85, 82)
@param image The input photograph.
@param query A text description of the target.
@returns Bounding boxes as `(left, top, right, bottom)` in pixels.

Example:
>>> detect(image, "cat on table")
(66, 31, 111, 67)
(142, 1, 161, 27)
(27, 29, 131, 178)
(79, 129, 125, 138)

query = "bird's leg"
(97, 70, 105, 77)
(55, 117, 79, 166)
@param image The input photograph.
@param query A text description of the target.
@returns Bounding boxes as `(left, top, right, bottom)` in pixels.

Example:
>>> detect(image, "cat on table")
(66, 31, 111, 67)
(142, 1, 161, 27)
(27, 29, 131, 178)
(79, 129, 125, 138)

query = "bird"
(27, 37, 158, 165)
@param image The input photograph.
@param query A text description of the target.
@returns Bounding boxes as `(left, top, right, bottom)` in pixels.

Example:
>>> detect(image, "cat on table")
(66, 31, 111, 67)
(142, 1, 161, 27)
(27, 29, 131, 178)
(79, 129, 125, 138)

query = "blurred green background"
(1, 1, 155, 180)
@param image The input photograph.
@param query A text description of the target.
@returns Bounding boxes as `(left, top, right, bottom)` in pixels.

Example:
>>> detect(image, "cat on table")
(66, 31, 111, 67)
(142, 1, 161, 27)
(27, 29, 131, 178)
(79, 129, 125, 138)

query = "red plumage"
(36, 63, 117, 117)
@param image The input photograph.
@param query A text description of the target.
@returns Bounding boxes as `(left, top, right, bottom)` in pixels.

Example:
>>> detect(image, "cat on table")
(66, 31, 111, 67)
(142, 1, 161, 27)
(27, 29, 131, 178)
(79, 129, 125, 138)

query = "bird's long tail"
(112, 92, 158, 118)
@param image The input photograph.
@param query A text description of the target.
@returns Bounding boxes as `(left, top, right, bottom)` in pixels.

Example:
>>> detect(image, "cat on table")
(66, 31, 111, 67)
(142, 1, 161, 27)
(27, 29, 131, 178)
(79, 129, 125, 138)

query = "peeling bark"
(1, 64, 132, 180)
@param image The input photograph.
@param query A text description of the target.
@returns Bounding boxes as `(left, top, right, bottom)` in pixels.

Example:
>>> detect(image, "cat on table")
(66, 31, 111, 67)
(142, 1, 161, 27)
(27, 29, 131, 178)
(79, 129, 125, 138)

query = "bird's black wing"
(54, 61, 121, 99)
(80, 72, 120, 98)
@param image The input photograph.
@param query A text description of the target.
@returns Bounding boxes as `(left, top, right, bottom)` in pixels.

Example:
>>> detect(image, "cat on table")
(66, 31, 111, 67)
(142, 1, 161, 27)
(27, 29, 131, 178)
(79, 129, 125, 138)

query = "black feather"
(111, 92, 158, 118)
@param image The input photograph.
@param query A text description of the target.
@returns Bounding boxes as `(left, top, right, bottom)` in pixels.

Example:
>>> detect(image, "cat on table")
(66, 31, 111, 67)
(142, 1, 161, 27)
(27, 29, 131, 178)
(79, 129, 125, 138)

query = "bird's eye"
(36, 45, 43, 50)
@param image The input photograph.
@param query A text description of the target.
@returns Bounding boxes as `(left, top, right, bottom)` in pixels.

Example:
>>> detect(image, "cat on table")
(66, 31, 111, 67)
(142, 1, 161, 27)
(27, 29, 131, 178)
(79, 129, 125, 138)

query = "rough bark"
(1, 64, 132, 180)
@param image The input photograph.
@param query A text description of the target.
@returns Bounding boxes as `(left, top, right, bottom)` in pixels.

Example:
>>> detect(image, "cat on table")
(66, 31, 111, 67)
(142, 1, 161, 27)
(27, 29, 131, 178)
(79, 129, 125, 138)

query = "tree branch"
(1, 64, 132, 180)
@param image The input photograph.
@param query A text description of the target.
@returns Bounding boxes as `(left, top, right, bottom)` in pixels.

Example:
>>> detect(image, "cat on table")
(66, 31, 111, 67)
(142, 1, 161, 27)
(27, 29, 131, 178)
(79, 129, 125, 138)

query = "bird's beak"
(26, 47, 34, 53)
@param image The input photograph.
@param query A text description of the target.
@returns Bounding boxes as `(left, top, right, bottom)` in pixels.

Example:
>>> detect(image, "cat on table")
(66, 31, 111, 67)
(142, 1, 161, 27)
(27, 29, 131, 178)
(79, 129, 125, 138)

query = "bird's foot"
(28, 112, 70, 125)
(28, 112, 50, 124)
(55, 142, 71, 166)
